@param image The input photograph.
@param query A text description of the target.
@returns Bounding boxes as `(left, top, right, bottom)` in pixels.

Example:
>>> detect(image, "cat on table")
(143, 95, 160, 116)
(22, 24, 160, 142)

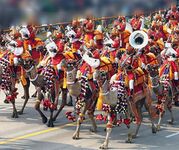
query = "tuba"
(129, 30, 148, 49)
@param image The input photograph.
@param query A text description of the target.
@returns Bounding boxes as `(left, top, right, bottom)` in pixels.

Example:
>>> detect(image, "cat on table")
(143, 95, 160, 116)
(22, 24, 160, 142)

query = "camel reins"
(24, 65, 39, 82)
(150, 75, 160, 88)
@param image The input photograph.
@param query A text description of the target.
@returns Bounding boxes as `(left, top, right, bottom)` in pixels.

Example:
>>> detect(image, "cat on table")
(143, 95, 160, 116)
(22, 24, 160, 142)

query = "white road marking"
(0, 106, 13, 111)
(26, 118, 38, 121)
(166, 132, 179, 138)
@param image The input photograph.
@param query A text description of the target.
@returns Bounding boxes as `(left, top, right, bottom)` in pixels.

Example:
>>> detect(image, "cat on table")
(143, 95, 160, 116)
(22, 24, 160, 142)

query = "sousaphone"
(129, 30, 148, 49)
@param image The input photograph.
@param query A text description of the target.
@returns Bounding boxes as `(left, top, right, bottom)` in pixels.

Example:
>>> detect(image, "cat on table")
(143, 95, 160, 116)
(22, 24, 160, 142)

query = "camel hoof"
(52, 117, 57, 122)
(42, 117, 48, 124)
(125, 139, 132, 143)
(31, 94, 37, 98)
(72, 133, 79, 140)
(43, 107, 48, 111)
(12, 112, 18, 118)
(18, 110, 23, 115)
(21, 95, 25, 99)
(90, 128, 97, 133)
(152, 126, 157, 134)
(47, 120, 54, 127)
(99, 143, 108, 149)
(157, 125, 160, 131)
(132, 134, 137, 139)
(4, 99, 9, 104)
(126, 133, 133, 143)
(168, 120, 174, 125)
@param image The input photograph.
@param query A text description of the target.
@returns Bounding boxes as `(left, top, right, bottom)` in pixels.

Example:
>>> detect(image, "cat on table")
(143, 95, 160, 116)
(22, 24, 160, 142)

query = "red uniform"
(120, 52, 145, 95)
(130, 18, 142, 31)
(23, 38, 43, 64)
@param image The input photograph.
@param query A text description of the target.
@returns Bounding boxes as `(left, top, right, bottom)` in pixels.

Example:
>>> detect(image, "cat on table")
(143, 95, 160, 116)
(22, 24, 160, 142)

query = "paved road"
(0, 84, 179, 150)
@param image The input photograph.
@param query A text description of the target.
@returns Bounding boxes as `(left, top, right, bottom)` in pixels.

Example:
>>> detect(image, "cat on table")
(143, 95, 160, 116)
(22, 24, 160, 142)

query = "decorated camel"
(64, 60, 99, 139)
(147, 64, 176, 130)
(95, 69, 157, 149)
(19, 39, 67, 127)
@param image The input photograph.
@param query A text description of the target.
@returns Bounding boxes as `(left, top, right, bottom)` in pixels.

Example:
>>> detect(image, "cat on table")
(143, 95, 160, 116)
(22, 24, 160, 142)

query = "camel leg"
(157, 112, 162, 131)
(144, 97, 157, 134)
(127, 100, 142, 139)
(54, 81, 60, 107)
(88, 97, 98, 132)
(11, 100, 18, 118)
(48, 108, 54, 127)
(18, 78, 30, 115)
(133, 100, 145, 138)
(10, 81, 18, 118)
(72, 102, 87, 140)
(35, 99, 48, 124)
(88, 110, 97, 132)
(124, 102, 133, 143)
(53, 88, 67, 121)
(31, 90, 37, 98)
(157, 102, 166, 131)
(48, 90, 56, 127)
(99, 113, 112, 149)
(168, 107, 174, 125)
(167, 100, 174, 125)
(35, 89, 47, 124)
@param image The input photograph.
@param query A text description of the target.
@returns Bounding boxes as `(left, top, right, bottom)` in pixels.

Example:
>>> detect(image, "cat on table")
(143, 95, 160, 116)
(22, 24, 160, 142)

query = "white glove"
(141, 62, 146, 69)
(13, 57, 19, 66)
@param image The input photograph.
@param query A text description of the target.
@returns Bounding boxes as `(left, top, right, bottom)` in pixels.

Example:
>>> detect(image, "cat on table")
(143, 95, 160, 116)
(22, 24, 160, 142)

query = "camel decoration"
(64, 60, 99, 139)
(95, 70, 130, 149)
(19, 39, 67, 127)
(0, 54, 19, 118)
(0, 38, 32, 118)
(147, 64, 176, 130)
(95, 69, 157, 149)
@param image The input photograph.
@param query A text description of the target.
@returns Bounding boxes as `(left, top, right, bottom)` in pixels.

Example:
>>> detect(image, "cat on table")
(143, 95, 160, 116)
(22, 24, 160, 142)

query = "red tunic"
(23, 38, 43, 63)
(51, 53, 64, 66)
(130, 18, 142, 31)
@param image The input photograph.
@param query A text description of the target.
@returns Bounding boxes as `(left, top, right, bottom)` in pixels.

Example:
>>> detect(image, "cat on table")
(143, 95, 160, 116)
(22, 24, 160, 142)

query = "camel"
(0, 55, 20, 118)
(96, 69, 157, 149)
(95, 70, 130, 149)
(147, 64, 176, 130)
(64, 60, 99, 139)
(20, 57, 67, 127)
(0, 33, 31, 116)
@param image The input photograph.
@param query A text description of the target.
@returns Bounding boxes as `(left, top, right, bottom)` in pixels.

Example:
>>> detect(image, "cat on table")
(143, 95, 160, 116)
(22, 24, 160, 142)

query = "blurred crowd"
(0, 0, 176, 29)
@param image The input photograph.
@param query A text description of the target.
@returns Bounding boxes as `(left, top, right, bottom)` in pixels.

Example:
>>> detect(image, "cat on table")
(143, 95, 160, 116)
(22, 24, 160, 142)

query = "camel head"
(95, 70, 109, 87)
(65, 60, 79, 85)
(146, 64, 159, 78)
(19, 57, 35, 71)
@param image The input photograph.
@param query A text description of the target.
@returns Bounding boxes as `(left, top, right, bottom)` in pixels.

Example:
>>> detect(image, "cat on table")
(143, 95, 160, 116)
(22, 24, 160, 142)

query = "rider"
(119, 43, 145, 98)
(130, 10, 143, 31)
(138, 45, 159, 83)
(19, 25, 44, 64)
(160, 40, 179, 106)
(166, 4, 179, 29)
(83, 16, 95, 49)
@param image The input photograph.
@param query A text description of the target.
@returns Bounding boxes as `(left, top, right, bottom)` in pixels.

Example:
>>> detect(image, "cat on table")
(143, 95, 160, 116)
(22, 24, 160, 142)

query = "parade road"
(0, 84, 179, 150)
